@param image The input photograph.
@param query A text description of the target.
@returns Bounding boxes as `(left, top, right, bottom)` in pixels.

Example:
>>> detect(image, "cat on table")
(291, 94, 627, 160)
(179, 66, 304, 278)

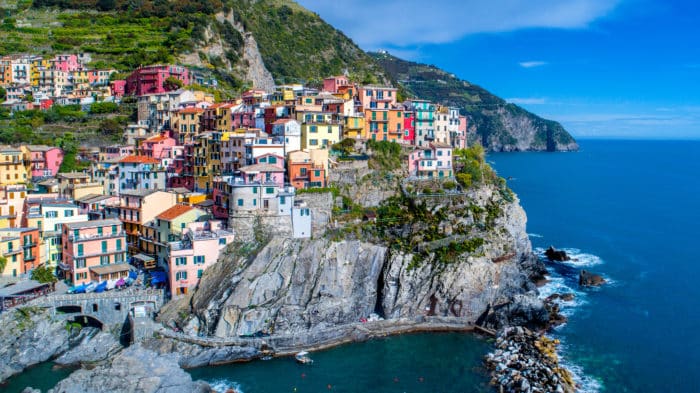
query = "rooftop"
(58, 172, 90, 179)
(0, 280, 50, 297)
(239, 163, 285, 173)
(156, 204, 196, 221)
(63, 218, 122, 230)
(119, 155, 160, 165)
(89, 263, 132, 276)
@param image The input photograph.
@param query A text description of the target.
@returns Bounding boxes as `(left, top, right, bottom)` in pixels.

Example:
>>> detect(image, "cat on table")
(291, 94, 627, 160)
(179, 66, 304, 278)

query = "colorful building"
(61, 219, 128, 286)
(125, 65, 191, 96)
(0, 146, 27, 185)
(0, 227, 40, 275)
(287, 150, 328, 190)
(167, 220, 234, 296)
(140, 204, 207, 265)
(118, 190, 177, 254)
(408, 143, 454, 179)
(21, 145, 64, 180)
(301, 123, 341, 150)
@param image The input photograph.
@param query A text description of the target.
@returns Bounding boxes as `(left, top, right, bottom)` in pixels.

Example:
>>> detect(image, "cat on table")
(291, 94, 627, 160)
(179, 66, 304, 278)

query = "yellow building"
(301, 124, 341, 150)
(344, 115, 365, 139)
(173, 107, 204, 144)
(0, 147, 27, 185)
(0, 235, 22, 277)
(194, 132, 221, 193)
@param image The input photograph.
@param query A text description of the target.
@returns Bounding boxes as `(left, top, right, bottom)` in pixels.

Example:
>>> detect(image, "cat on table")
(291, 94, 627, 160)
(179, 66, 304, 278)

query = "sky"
(296, 0, 700, 139)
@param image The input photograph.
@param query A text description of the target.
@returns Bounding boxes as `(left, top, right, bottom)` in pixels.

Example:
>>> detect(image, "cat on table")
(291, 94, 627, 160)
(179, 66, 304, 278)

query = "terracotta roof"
(273, 118, 296, 125)
(119, 155, 160, 164)
(144, 134, 171, 143)
(156, 204, 195, 221)
(178, 107, 204, 114)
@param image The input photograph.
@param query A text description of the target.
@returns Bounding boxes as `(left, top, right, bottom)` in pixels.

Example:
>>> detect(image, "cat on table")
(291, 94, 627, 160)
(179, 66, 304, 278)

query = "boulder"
(579, 270, 606, 287)
(545, 246, 570, 262)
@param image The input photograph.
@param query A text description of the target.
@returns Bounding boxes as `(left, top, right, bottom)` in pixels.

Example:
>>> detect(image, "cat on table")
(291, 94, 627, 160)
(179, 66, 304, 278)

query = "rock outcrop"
(48, 345, 211, 393)
(54, 329, 122, 366)
(579, 270, 606, 287)
(545, 246, 571, 262)
(0, 307, 86, 382)
(485, 327, 576, 393)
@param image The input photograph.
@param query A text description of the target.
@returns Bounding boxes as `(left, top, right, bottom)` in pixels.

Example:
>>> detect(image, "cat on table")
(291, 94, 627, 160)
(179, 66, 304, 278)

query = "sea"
(4, 139, 699, 392)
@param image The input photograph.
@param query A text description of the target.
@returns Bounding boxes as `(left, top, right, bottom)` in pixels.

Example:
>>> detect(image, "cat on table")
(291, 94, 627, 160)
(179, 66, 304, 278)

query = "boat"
(84, 282, 97, 293)
(295, 351, 313, 365)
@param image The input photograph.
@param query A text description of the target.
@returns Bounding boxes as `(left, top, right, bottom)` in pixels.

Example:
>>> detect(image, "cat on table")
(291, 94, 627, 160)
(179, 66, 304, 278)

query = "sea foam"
(208, 380, 243, 393)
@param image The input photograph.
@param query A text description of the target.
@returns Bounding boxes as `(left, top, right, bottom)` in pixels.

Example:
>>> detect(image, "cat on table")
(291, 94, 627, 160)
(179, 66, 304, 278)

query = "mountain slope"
(371, 52, 578, 152)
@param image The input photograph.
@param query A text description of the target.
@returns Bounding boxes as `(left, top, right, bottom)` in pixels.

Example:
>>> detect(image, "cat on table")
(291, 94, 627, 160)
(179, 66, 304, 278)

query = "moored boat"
(295, 351, 313, 364)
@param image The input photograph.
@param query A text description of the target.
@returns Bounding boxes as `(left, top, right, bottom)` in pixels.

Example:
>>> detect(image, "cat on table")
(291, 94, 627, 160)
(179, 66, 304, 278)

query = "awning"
(150, 271, 167, 285)
(57, 263, 71, 271)
(89, 263, 132, 276)
(132, 253, 155, 263)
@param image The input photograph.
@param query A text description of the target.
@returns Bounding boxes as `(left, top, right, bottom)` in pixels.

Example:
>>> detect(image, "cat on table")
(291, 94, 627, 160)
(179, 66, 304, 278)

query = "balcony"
(75, 248, 125, 259)
(23, 241, 37, 248)
(69, 231, 126, 242)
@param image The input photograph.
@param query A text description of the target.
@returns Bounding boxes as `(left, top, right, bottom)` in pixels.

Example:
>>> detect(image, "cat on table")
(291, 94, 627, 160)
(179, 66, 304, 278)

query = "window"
(116, 239, 122, 251)
(101, 241, 107, 253)
(300, 168, 307, 176)
(310, 139, 318, 146)
(176, 271, 188, 280)
(64, 210, 73, 217)
(115, 253, 124, 262)
(219, 238, 226, 245)
(45, 211, 57, 218)
(266, 187, 274, 194)
(77, 244, 83, 256)
(98, 226, 103, 236)
(197, 269, 204, 278)
(237, 199, 243, 207)
(280, 196, 286, 204)
(314, 170, 320, 177)
(112, 225, 117, 234)
(175, 257, 187, 266)
(100, 255, 110, 265)
(310, 125, 318, 133)
(75, 258, 86, 268)
(194, 255, 205, 264)
(268, 156, 277, 164)
(253, 199, 257, 206)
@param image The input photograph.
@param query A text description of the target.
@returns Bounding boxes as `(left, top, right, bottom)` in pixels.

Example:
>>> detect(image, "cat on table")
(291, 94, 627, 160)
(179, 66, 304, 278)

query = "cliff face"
(188, 183, 547, 338)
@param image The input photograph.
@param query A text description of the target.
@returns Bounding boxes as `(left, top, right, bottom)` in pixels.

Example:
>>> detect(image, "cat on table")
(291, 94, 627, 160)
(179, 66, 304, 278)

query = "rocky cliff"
(175, 181, 547, 341)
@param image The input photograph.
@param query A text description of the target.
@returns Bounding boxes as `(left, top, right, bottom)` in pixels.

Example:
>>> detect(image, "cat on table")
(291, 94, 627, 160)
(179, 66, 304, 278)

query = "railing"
(69, 231, 126, 242)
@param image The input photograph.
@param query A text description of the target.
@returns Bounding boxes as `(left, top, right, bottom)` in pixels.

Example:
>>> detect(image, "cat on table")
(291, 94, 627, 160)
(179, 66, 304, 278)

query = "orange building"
(287, 150, 328, 190)
(363, 108, 407, 142)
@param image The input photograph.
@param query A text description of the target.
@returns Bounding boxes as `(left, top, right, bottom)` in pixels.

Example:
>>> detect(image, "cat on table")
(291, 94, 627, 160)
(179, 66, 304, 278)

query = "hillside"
(371, 52, 578, 152)
(0, 0, 576, 151)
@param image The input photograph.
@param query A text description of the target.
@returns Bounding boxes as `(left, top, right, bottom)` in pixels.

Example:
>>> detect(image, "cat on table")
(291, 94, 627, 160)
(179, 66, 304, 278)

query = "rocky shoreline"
(485, 327, 576, 393)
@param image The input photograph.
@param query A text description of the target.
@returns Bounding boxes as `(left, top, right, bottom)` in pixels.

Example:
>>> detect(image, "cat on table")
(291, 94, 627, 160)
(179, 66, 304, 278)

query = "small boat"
(295, 351, 313, 365)
(84, 282, 97, 293)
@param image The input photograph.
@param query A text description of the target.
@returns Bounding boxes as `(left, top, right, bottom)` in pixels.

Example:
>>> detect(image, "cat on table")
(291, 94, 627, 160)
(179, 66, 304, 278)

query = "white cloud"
(507, 97, 547, 104)
(297, 0, 620, 49)
(519, 61, 548, 68)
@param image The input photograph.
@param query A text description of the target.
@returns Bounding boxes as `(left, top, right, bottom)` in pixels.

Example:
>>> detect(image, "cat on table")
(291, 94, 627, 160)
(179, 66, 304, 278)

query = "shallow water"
(188, 332, 493, 393)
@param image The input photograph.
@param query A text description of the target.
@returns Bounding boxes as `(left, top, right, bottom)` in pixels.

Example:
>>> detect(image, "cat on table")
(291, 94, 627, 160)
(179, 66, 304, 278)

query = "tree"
(163, 76, 184, 91)
(0, 256, 7, 274)
(96, 0, 116, 11)
(0, 86, 6, 102)
(31, 265, 57, 284)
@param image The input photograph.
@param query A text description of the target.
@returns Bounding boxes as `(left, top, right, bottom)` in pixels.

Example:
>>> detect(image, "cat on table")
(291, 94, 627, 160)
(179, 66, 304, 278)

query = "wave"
(208, 380, 243, 393)
(538, 274, 587, 317)
(534, 247, 604, 268)
(559, 348, 603, 393)
(528, 233, 544, 238)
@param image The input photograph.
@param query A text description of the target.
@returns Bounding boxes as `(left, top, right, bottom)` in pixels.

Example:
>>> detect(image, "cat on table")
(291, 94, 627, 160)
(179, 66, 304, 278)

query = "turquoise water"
(0, 362, 74, 393)
(188, 333, 492, 392)
(491, 139, 700, 392)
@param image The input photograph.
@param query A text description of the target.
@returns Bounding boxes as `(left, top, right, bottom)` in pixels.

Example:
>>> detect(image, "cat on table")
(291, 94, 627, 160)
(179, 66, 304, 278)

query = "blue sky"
(296, 0, 700, 139)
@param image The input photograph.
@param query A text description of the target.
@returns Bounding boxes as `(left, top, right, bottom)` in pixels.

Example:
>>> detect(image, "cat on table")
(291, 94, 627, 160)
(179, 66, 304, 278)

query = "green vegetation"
(370, 52, 576, 151)
(0, 255, 7, 274)
(31, 264, 58, 283)
(89, 102, 119, 114)
(366, 140, 402, 171)
(228, 0, 386, 84)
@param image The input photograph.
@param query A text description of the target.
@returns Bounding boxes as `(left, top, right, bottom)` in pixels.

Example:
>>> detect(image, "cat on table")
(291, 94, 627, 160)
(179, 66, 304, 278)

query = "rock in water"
(49, 345, 211, 393)
(545, 246, 570, 262)
(579, 270, 606, 287)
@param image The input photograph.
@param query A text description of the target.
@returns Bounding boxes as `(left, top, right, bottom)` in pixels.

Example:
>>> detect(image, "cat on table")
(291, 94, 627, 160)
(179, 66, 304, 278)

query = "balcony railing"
(69, 231, 126, 242)
(75, 248, 125, 258)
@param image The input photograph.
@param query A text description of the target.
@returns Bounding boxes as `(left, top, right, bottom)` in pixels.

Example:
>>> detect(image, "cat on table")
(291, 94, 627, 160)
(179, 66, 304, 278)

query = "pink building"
(168, 220, 234, 296)
(125, 65, 191, 96)
(323, 75, 350, 93)
(110, 80, 126, 98)
(238, 163, 285, 186)
(139, 132, 178, 160)
(24, 145, 64, 180)
(62, 219, 128, 286)
(51, 54, 79, 72)
(358, 85, 398, 109)
(407, 142, 454, 179)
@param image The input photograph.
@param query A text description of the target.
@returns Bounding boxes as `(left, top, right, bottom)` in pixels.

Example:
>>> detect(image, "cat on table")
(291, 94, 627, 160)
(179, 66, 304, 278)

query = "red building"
(125, 65, 191, 96)
(403, 112, 416, 144)
(110, 80, 126, 98)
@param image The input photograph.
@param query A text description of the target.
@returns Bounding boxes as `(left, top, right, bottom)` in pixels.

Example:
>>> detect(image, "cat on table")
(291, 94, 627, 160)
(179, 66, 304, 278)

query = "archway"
(56, 305, 82, 314)
(69, 315, 104, 330)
